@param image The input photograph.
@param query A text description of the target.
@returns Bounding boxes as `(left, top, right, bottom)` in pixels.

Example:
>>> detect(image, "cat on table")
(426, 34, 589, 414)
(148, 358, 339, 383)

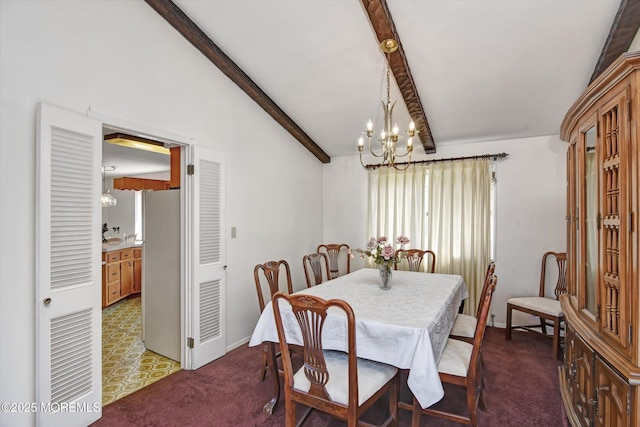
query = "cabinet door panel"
(133, 259, 141, 293)
(599, 88, 631, 356)
(573, 334, 595, 427)
(120, 260, 133, 296)
(594, 357, 630, 427)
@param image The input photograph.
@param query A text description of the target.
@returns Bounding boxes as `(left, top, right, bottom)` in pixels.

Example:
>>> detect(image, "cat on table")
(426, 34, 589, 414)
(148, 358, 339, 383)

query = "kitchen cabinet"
(133, 248, 142, 292)
(113, 176, 170, 191)
(102, 246, 142, 307)
(559, 52, 639, 427)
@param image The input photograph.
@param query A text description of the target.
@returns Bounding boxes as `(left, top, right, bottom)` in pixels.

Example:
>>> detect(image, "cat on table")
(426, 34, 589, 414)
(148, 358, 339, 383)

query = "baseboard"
(226, 336, 251, 352)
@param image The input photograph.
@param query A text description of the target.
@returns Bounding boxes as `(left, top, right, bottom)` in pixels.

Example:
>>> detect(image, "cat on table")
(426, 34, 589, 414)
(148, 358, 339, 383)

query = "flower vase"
(378, 264, 392, 290)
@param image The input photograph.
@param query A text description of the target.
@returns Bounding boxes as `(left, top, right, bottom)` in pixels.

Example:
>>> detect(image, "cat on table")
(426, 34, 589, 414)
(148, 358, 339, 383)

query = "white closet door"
(36, 103, 102, 426)
(190, 146, 226, 369)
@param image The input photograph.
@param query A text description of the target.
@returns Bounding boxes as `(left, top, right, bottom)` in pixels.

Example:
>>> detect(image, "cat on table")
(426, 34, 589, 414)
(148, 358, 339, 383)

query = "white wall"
(102, 189, 136, 240)
(0, 2, 323, 425)
(323, 135, 568, 327)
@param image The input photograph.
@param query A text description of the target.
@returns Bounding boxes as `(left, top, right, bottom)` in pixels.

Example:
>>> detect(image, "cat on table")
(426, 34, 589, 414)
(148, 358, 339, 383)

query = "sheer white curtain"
(366, 160, 492, 314)
(427, 159, 491, 315)
(366, 165, 428, 268)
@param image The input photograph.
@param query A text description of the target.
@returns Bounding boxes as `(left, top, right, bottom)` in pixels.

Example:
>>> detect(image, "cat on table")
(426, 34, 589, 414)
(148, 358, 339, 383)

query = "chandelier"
(358, 39, 418, 170)
(101, 166, 117, 208)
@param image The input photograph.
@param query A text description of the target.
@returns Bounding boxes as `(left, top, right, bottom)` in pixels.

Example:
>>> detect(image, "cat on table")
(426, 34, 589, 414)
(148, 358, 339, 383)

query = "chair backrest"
(394, 249, 436, 273)
(468, 275, 498, 380)
(539, 251, 567, 300)
(317, 243, 350, 279)
(272, 291, 359, 409)
(303, 252, 331, 288)
(253, 260, 293, 313)
(475, 261, 496, 317)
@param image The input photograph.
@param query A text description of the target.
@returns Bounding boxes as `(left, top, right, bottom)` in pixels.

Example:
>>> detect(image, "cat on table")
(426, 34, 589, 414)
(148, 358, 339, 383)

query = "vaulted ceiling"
(107, 0, 639, 173)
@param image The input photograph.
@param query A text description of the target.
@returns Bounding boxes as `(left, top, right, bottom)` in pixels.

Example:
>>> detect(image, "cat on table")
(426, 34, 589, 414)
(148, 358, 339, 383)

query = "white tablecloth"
(249, 268, 469, 408)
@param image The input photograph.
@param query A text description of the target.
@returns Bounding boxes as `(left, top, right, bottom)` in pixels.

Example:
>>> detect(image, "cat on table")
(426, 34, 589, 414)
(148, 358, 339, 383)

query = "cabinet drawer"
(133, 248, 142, 259)
(106, 283, 120, 304)
(120, 249, 133, 260)
(106, 251, 120, 263)
(106, 264, 120, 283)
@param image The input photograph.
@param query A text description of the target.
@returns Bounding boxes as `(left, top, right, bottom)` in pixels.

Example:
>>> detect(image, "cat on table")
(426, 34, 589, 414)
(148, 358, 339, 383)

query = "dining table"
(248, 267, 469, 414)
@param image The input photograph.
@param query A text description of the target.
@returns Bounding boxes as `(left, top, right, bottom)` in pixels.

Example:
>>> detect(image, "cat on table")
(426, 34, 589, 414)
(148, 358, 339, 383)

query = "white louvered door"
(190, 146, 226, 369)
(36, 103, 102, 426)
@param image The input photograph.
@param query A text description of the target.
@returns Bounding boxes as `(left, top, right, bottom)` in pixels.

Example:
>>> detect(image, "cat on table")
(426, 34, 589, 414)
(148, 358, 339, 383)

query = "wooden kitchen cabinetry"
(102, 246, 143, 307)
(559, 52, 639, 427)
(113, 176, 170, 191)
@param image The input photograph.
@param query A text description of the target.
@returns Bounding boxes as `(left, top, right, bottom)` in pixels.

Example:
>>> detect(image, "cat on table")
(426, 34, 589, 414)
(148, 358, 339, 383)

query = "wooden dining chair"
(402, 275, 498, 427)
(302, 252, 331, 288)
(394, 249, 436, 273)
(449, 261, 496, 343)
(254, 260, 294, 381)
(272, 291, 399, 427)
(505, 251, 567, 360)
(317, 243, 350, 279)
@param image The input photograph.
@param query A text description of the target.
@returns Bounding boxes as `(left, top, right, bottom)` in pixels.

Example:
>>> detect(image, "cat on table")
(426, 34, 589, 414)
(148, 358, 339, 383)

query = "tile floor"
(102, 295, 181, 405)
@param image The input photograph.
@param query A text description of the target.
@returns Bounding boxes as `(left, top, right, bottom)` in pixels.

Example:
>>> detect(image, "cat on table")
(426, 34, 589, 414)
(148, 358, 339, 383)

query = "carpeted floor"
(93, 327, 567, 426)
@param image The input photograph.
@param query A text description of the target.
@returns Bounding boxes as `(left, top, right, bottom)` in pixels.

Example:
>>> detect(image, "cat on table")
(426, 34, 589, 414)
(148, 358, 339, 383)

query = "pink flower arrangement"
(351, 236, 410, 268)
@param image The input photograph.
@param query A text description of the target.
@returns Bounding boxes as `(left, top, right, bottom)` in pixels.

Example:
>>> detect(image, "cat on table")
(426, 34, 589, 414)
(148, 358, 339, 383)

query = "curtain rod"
(364, 152, 509, 170)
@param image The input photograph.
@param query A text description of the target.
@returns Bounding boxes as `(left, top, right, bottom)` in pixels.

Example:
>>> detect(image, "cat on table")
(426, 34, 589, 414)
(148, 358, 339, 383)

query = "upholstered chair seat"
(449, 314, 477, 339)
(293, 350, 397, 406)
(437, 339, 473, 377)
(506, 296, 563, 317)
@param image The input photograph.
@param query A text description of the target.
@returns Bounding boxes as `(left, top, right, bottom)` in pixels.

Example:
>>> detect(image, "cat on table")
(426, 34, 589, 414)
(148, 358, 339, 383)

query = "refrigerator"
(142, 189, 181, 362)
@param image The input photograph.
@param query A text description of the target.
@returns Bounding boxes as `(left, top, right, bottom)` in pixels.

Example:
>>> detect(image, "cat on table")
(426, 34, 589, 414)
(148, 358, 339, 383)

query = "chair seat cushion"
(507, 296, 563, 317)
(437, 338, 472, 377)
(450, 313, 476, 338)
(293, 350, 397, 406)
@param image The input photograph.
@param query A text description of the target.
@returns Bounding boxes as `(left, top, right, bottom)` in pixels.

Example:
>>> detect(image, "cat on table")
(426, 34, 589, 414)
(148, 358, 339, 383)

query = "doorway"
(100, 128, 181, 405)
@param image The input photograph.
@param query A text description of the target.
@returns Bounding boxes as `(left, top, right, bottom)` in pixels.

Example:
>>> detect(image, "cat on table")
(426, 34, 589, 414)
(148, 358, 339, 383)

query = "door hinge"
(629, 212, 634, 233)
(187, 337, 195, 348)
(187, 164, 195, 175)
(596, 213, 602, 230)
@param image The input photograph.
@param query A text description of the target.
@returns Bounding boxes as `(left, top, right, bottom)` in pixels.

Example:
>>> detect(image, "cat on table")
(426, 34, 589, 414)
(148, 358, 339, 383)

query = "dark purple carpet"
(92, 327, 567, 426)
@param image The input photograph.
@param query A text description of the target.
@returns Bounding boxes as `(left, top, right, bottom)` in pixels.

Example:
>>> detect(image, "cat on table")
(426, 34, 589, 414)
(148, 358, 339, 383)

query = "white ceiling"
(104, 0, 623, 173)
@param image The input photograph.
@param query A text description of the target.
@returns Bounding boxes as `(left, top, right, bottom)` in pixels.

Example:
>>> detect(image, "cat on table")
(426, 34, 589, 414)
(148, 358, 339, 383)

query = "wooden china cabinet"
(559, 51, 639, 427)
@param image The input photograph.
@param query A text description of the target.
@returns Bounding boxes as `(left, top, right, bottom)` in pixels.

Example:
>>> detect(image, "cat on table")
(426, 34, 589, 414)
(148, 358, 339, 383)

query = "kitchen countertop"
(102, 242, 143, 253)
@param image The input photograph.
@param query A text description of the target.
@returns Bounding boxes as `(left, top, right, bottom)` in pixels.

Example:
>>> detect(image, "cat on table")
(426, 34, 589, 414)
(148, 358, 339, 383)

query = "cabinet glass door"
(567, 141, 578, 297)
(583, 125, 597, 316)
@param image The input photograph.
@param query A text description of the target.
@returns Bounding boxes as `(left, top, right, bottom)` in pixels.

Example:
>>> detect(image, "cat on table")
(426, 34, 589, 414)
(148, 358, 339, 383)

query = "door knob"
(43, 297, 52, 305)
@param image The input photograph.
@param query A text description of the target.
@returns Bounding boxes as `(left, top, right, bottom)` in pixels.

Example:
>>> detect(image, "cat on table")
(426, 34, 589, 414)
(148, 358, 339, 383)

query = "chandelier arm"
(392, 154, 413, 171)
(367, 136, 386, 158)
(393, 148, 412, 158)
(359, 151, 368, 168)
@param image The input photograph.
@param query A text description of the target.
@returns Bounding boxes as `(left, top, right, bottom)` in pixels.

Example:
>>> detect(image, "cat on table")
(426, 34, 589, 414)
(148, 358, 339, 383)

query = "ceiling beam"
(360, 0, 436, 153)
(144, 0, 331, 163)
(590, 0, 640, 83)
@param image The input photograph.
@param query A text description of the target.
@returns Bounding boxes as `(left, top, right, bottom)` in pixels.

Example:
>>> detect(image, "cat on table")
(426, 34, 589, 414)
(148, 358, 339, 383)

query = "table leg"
(262, 341, 280, 414)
